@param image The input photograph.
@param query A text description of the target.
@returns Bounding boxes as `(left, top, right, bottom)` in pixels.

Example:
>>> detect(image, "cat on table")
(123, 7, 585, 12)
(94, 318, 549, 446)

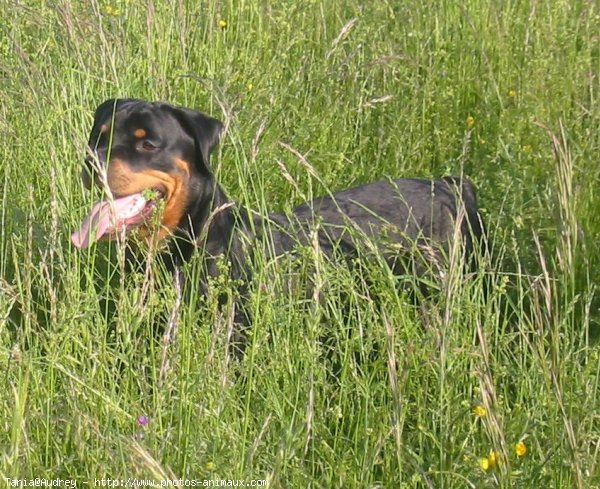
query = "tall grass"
(1, 0, 599, 486)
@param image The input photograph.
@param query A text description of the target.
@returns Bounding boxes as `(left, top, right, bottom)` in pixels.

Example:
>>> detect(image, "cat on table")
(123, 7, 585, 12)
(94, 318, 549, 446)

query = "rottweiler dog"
(72, 99, 485, 353)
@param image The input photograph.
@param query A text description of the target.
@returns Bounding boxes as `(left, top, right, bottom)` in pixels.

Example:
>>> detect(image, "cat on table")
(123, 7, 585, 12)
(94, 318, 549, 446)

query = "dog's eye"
(140, 140, 158, 152)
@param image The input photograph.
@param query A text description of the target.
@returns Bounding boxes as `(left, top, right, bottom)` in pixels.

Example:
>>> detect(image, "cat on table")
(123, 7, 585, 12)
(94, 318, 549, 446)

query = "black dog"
(72, 99, 484, 352)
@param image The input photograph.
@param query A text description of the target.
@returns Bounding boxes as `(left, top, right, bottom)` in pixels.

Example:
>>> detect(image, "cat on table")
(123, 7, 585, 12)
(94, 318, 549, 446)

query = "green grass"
(1, 0, 599, 487)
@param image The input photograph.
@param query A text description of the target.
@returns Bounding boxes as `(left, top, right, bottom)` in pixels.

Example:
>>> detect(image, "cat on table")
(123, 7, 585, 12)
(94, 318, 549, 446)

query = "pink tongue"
(71, 193, 148, 249)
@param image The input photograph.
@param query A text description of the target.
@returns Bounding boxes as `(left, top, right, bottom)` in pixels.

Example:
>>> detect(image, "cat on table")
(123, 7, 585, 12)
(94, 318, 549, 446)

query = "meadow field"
(1, 0, 599, 487)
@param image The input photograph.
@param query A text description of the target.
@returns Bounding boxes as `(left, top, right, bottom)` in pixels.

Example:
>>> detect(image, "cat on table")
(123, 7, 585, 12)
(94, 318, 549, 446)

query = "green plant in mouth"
(141, 188, 162, 201)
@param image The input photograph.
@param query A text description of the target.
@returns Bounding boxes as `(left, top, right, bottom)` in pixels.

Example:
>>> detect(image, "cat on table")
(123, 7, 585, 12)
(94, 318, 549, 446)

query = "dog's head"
(72, 99, 223, 248)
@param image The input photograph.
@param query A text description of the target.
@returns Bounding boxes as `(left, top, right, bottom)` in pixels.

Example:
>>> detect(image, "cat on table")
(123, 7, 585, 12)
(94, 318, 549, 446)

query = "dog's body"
(72, 99, 484, 352)
(259, 176, 481, 264)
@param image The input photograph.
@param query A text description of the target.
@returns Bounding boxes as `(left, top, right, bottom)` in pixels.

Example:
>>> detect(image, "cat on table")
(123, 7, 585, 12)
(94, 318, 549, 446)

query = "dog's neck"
(169, 180, 252, 280)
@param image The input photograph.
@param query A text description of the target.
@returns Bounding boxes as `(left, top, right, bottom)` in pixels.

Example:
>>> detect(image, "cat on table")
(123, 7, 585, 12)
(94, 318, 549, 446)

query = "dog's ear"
(91, 99, 118, 136)
(170, 107, 224, 175)
(91, 98, 144, 134)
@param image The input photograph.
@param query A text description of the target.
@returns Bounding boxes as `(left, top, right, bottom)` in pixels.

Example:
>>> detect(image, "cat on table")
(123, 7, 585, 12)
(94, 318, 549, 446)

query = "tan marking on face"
(105, 158, 191, 241)
(156, 158, 192, 239)
(100, 124, 110, 134)
(133, 128, 146, 138)
(174, 158, 190, 178)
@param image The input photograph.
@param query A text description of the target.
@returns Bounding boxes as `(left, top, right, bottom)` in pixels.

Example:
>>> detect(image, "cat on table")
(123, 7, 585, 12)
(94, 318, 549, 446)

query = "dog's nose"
(82, 149, 107, 189)
(85, 148, 107, 167)
(84, 155, 95, 168)
(80, 167, 93, 189)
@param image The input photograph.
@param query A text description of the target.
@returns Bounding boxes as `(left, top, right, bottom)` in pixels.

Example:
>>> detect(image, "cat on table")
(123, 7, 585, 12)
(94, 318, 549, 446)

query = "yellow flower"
(466, 115, 475, 128)
(218, 19, 228, 29)
(515, 441, 527, 457)
(473, 405, 486, 418)
(522, 144, 533, 154)
(206, 461, 215, 470)
(508, 89, 517, 98)
(247, 82, 254, 91)
(479, 450, 499, 471)
(104, 5, 120, 16)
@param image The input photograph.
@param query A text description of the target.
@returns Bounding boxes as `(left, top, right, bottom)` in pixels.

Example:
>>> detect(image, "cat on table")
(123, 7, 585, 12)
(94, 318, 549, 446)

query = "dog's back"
(259, 176, 484, 276)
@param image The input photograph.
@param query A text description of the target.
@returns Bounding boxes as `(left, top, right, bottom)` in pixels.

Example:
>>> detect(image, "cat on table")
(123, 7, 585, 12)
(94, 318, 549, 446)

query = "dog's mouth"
(71, 187, 165, 249)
